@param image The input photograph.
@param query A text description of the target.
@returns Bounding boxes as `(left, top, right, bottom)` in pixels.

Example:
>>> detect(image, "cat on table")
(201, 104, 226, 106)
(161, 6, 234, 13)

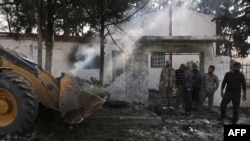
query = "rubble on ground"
(1, 104, 250, 141)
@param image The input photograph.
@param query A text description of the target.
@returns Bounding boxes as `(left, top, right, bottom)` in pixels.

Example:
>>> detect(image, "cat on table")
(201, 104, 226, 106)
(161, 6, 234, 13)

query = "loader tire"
(0, 73, 39, 136)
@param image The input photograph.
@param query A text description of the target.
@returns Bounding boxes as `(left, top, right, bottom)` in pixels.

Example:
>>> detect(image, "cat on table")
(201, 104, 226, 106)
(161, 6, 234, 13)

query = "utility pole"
(169, 0, 172, 62)
(169, 0, 172, 36)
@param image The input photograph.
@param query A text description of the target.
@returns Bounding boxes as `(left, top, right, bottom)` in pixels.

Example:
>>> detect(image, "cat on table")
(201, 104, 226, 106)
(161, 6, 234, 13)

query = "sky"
(0, 14, 7, 32)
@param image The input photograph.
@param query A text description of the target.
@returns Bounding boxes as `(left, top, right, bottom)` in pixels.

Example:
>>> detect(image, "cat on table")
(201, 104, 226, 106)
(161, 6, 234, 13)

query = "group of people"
(159, 60, 247, 124)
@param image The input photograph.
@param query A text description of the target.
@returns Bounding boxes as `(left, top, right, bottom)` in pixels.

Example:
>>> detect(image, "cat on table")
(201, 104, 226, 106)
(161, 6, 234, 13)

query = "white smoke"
(70, 43, 99, 76)
(69, 4, 215, 103)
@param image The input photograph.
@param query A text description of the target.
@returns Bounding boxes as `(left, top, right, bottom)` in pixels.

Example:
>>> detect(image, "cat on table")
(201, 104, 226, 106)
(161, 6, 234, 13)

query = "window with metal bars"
(151, 52, 165, 68)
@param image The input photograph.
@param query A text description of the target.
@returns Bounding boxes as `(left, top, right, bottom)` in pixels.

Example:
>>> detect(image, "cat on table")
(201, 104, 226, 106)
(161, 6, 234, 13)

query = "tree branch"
(106, 26, 124, 52)
(105, 0, 149, 27)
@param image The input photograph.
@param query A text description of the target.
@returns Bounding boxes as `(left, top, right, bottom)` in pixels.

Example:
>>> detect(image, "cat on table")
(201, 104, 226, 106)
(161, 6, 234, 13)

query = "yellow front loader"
(0, 45, 106, 136)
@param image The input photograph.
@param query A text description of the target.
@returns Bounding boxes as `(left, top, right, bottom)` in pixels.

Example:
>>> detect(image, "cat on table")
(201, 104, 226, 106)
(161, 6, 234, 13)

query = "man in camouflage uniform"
(159, 60, 176, 108)
(200, 65, 219, 110)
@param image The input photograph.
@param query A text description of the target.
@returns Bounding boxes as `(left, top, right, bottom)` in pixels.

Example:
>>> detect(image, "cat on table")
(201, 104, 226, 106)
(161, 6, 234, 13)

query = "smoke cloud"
(70, 43, 99, 76)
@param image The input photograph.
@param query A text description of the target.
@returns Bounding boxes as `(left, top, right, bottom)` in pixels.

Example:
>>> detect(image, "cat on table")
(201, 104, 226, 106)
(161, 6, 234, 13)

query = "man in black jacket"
(220, 62, 247, 124)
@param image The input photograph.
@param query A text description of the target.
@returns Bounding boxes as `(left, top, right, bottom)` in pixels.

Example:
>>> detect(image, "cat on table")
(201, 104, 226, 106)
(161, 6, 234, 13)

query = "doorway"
(148, 52, 200, 90)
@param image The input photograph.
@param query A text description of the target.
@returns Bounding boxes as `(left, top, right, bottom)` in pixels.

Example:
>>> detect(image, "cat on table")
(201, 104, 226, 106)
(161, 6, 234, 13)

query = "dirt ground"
(1, 104, 250, 141)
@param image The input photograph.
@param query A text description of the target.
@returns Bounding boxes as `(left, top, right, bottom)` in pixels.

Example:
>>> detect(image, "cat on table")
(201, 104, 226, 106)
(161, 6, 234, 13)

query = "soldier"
(159, 60, 176, 108)
(200, 65, 219, 110)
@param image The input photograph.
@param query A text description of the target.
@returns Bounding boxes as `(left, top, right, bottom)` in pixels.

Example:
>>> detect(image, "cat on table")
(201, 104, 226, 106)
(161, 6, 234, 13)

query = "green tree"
(1, 0, 77, 72)
(53, 1, 88, 36)
(198, 0, 250, 57)
(1, 0, 148, 77)
(0, 0, 37, 33)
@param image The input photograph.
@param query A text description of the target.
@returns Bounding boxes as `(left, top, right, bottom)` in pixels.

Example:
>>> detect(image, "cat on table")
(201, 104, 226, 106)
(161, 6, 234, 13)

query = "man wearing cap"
(159, 60, 176, 108)
(219, 62, 247, 124)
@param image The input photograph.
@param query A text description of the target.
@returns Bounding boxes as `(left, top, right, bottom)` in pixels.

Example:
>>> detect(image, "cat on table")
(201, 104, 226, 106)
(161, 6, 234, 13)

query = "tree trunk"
(45, 0, 54, 73)
(37, 21, 43, 67)
(99, 18, 105, 85)
(36, 0, 43, 66)
(215, 21, 222, 55)
(6, 12, 12, 33)
(45, 40, 53, 73)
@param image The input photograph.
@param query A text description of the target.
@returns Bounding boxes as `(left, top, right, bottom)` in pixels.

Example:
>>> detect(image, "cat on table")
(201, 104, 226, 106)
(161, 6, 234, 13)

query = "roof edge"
(136, 35, 223, 45)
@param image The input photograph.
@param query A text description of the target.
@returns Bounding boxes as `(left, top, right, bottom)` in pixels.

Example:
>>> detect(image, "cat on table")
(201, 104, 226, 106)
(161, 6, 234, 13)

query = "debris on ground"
(1, 104, 250, 141)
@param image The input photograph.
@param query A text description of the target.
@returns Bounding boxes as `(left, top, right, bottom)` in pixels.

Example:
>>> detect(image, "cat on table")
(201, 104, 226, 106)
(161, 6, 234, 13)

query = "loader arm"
(0, 46, 107, 123)
(0, 46, 61, 111)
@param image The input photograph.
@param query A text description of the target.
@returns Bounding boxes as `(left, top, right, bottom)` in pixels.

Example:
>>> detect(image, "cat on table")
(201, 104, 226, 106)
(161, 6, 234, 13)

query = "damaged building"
(0, 6, 249, 107)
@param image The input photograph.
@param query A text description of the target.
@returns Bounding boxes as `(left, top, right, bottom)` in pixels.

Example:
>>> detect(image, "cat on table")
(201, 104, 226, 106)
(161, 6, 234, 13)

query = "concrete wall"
(1, 38, 249, 107)
(0, 39, 79, 77)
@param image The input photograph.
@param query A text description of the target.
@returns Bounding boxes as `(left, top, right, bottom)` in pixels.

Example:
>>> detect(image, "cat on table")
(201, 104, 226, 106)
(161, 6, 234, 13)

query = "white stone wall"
(1, 38, 249, 107)
(0, 39, 80, 77)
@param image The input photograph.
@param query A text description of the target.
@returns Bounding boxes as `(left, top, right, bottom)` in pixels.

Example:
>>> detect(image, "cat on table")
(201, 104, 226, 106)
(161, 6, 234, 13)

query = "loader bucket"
(59, 73, 106, 124)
